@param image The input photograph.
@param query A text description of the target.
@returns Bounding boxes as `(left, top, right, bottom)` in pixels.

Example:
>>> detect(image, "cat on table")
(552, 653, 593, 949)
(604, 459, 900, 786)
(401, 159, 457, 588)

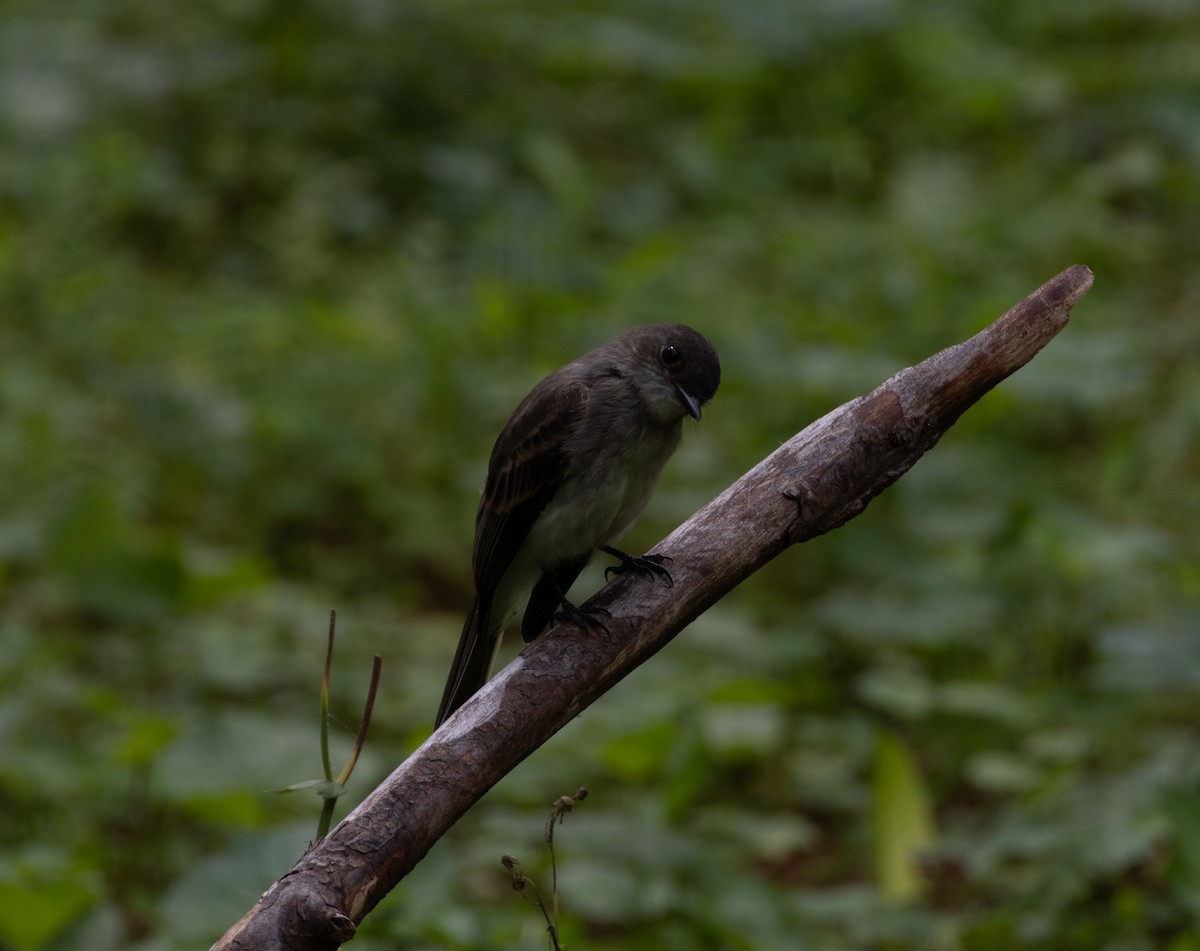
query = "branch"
(211, 264, 1094, 950)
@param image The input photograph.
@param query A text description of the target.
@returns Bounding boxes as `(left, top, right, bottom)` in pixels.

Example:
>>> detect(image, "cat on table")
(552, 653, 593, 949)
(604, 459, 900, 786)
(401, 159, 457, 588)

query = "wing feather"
(472, 377, 589, 598)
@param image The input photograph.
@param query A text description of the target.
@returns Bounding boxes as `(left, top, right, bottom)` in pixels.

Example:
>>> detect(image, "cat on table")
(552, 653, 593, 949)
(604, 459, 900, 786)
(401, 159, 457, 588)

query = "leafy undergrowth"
(1, 0, 1198, 948)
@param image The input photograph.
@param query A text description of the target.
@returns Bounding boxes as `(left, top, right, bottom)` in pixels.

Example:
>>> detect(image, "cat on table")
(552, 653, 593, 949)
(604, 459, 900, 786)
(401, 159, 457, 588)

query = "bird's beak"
(675, 383, 703, 420)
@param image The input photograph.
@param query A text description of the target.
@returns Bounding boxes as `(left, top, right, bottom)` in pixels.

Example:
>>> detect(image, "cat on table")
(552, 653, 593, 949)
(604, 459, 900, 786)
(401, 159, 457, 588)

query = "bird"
(435, 323, 720, 726)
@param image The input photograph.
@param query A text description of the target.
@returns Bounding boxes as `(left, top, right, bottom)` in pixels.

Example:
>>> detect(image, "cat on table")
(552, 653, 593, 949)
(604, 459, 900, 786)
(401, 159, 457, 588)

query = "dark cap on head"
(647, 323, 720, 420)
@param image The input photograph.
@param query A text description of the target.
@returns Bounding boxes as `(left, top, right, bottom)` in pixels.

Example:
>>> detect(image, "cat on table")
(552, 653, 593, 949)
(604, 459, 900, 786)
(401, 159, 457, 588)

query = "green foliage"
(873, 730, 935, 903)
(1, 0, 1198, 947)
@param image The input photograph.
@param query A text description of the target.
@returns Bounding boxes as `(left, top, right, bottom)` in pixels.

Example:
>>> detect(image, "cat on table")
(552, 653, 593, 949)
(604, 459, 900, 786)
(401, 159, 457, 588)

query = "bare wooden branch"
(211, 264, 1094, 951)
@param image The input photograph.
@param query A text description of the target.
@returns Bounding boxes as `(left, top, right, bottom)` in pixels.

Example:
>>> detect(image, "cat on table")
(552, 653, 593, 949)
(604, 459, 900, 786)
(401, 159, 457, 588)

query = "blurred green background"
(2, 0, 1198, 949)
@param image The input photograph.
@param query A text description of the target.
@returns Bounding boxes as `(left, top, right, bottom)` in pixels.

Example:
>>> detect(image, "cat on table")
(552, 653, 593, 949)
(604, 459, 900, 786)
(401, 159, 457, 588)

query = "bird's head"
(622, 324, 721, 425)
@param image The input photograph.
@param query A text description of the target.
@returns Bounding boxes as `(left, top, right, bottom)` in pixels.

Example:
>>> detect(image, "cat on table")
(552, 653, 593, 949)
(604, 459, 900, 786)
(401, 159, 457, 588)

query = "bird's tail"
(435, 596, 499, 727)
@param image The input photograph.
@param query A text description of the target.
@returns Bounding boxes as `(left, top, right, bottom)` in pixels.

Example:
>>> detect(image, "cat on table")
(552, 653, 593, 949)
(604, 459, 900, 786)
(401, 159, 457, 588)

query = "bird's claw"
(600, 546, 674, 585)
(553, 601, 611, 633)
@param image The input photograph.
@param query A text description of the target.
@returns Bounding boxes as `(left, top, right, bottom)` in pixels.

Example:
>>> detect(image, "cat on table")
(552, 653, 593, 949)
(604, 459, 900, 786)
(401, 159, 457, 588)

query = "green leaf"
(0, 879, 94, 951)
(269, 779, 345, 801)
(872, 729, 935, 903)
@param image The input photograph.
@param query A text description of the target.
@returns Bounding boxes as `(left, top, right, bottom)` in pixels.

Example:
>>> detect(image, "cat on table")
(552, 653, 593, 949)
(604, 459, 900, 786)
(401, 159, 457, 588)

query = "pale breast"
(523, 421, 680, 568)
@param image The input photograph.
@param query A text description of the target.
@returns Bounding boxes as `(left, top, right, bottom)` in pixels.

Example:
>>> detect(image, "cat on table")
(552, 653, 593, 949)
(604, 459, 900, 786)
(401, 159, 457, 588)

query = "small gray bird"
(435, 323, 720, 726)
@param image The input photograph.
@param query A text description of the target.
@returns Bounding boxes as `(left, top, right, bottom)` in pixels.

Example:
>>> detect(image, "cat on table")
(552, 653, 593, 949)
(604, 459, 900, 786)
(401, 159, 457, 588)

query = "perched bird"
(435, 323, 720, 726)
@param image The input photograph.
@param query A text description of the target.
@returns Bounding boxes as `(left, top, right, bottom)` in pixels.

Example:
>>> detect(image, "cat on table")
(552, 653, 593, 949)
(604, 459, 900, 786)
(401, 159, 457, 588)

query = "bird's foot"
(600, 545, 674, 585)
(553, 599, 611, 633)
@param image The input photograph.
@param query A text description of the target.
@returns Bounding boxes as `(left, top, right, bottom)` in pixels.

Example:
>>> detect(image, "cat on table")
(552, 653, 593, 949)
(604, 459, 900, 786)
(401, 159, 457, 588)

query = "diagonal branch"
(211, 264, 1094, 951)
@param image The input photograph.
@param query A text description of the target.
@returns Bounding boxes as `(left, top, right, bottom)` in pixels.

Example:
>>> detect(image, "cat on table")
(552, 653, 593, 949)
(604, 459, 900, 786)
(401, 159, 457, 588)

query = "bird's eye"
(661, 344, 682, 365)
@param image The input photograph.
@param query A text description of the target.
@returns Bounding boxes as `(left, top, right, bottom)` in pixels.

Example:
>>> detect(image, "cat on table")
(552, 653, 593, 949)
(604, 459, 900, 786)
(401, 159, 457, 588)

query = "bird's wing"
(436, 377, 589, 727)
(472, 376, 590, 599)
